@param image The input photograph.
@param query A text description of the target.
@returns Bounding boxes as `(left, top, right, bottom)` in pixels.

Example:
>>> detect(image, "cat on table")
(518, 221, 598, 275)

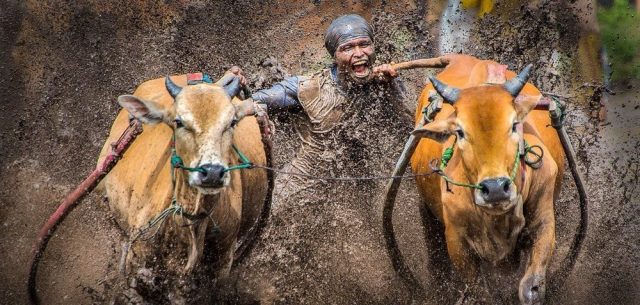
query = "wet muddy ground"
(1, 1, 638, 304)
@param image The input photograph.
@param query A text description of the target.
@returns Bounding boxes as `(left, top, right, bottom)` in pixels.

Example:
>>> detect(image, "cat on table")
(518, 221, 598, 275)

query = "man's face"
(334, 37, 375, 83)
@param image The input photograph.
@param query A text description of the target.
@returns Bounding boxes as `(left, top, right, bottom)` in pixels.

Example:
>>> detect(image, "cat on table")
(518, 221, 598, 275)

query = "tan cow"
(410, 54, 564, 304)
(96, 74, 268, 301)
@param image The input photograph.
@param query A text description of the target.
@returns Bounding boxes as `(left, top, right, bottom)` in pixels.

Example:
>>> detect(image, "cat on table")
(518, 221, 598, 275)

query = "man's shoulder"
(298, 74, 321, 104)
(297, 68, 337, 104)
(298, 68, 333, 82)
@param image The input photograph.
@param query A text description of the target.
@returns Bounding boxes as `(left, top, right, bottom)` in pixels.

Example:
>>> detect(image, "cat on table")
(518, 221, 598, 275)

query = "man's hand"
(234, 98, 269, 118)
(372, 63, 398, 81)
(224, 66, 247, 86)
(218, 66, 248, 98)
(234, 99, 274, 138)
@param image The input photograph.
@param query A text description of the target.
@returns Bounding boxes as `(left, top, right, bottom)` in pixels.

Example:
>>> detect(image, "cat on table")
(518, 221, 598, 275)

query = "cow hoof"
(519, 273, 545, 305)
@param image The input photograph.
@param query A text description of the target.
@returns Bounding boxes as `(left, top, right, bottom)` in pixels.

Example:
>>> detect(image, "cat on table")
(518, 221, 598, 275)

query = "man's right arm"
(251, 76, 303, 115)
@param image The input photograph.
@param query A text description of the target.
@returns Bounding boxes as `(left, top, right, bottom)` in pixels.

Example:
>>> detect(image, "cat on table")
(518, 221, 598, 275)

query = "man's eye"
(174, 119, 184, 128)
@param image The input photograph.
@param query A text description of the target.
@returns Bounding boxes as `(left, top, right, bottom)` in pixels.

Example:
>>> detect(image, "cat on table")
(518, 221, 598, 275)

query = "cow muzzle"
(474, 177, 517, 210)
(190, 163, 227, 191)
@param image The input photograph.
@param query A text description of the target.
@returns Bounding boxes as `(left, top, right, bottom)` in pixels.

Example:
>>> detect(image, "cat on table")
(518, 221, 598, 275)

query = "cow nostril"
(503, 180, 511, 193)
(197, 164, 226, 186)
(478, 178, 512, 203)
(481, 185, 489, 195)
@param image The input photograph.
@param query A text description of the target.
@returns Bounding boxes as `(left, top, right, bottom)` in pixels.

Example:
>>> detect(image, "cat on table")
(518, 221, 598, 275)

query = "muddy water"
(0, 1, 638, 304)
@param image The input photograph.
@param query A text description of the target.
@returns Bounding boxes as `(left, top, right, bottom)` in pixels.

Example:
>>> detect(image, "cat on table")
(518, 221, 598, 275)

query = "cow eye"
(512, 122, 519, 133)
(174, 118, 184, 128)
(455, 129, 464, 139)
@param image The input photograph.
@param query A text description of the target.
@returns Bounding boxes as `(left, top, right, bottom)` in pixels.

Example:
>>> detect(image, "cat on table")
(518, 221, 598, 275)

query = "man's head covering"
(324, 14, 374, 56)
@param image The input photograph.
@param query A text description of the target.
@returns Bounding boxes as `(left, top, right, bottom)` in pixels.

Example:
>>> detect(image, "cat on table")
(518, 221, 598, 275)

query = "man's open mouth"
(351, 60, 370, 78)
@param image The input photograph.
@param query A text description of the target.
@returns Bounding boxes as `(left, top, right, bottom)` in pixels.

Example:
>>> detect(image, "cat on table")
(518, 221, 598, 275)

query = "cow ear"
(514, 94, 541, 121)
(117, 95, 169, 124)
(411, 117, 455, 143)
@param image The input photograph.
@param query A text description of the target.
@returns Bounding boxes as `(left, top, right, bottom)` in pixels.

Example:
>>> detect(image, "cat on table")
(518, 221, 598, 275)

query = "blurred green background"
(599, 0, 640, 80)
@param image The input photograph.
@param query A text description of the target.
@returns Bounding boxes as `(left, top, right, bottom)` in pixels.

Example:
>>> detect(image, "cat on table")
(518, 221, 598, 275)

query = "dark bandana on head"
(324, 14, 374, 57)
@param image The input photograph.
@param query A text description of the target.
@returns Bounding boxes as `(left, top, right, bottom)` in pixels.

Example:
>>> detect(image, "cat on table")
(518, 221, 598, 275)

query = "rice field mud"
(0, 1, 638, 304)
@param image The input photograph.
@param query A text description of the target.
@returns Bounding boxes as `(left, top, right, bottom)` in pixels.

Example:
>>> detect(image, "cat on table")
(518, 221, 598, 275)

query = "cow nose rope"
(170, 135, 253, 174)
(430, 136, 540, 192)
(226, 145, 254, 171)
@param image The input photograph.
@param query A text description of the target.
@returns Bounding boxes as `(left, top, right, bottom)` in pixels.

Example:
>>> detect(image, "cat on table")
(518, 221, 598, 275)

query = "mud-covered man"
(232, 14, 410, 198)
(227, 14, 416, 303)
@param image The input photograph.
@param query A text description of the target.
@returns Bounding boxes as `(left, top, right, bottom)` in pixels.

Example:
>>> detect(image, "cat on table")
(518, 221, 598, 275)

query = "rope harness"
(170, 136, 254, 174)
(125, 131, 254, 243)
(430, 135, 544, 192)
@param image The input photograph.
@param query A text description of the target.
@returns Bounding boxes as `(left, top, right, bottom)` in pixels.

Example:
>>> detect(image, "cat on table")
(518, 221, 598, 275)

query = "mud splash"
(1, 1, 638, 304)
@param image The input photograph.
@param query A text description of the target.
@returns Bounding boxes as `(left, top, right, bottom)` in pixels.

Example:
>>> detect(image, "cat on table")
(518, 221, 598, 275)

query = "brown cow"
(96, 74, 268, 301)
(410, 54, 564, 304)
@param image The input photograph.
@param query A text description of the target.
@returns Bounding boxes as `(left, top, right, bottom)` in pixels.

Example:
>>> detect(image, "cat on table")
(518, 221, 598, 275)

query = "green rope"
(171, 132, 253, 173)
(171, 149, 207, 173)
(436, 137, 522, 190)
(439, 171, 484, 190)
(523, 142, 544, 169)
(440, 146, 454, 168)
(509, 146, 520, 183)
(224, 145, 253, 172)
(549, 97, 566, 129)
(133, 200, 193, 241)
(436, 136, 483, 190)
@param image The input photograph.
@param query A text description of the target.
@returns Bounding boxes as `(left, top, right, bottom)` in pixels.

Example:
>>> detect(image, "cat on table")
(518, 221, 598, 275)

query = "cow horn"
(504, 64, 533, 97)
(165, 76, 182, 99)
(429, 76, 460, 104)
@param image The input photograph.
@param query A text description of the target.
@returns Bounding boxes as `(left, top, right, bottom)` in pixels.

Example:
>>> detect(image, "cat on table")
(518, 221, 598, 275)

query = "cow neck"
(172, 169, 218, 216)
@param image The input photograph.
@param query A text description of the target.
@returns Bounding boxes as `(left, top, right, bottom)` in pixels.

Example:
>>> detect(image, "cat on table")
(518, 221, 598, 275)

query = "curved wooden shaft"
(382, 130, 425, 298)
(391, 57, 451, 71)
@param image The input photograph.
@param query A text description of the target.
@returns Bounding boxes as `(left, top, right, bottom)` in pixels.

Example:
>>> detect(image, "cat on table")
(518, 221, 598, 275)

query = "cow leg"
(419, 202, 451, 279)
(445, 226, 494, 304)
(519, 203, 555, 305)
(216, 237, 236, 278)
(445, 225, 477, 281)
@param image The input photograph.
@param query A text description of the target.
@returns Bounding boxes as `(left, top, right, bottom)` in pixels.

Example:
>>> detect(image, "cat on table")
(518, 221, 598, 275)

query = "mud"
(0, 1, 638, 304)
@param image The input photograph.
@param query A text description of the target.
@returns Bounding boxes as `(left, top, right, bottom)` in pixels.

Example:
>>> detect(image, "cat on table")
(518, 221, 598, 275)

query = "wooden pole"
(391, 57, 450, 71)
